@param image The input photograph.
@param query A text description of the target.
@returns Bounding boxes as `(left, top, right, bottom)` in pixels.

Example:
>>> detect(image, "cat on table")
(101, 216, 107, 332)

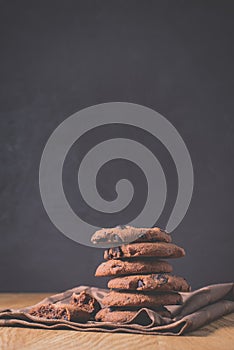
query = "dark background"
(0, 1, 233, 292)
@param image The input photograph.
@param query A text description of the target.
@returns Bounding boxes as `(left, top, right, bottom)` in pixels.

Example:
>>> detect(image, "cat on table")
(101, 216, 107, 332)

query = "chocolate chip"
(108, 246, 123, 259)
(113, 234, 123, 243)
(114, 247, 123, 255)
(154, 274, 168, 284)
(137, 280, 144, 288)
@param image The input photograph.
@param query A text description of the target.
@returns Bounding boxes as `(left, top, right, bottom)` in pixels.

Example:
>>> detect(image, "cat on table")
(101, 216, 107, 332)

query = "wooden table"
(0, 294, 233, 350)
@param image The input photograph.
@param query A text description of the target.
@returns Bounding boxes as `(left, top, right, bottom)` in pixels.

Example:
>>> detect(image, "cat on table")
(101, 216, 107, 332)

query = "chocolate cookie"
(29, 303, 90, 322)
(95, 306, 171, 323)
(108, 274, 191, 292)
(104, 242, 185, 260)
(71, 291, 100, 316)
(91, 225, 171, 245)
(95, 259, 173, 277)
(102, 291, 182, 308)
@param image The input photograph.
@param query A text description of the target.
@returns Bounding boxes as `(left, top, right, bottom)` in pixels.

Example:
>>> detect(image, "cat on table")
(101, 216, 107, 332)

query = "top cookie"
(91, 225, 171, 245)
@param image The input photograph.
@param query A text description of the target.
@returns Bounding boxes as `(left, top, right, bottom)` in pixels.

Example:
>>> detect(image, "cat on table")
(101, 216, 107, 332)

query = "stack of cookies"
(91, 225, 190, 323)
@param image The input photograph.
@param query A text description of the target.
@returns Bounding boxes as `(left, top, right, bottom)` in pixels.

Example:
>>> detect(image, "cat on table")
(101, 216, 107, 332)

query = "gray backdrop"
(0, 1, 233, 292)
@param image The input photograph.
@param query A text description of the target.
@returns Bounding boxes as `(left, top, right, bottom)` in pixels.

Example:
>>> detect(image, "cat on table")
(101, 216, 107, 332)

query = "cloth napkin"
(0, 283, 233, 335)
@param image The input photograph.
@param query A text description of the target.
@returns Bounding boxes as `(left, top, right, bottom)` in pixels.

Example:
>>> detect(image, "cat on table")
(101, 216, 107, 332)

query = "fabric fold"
(0, 283, 233, 335)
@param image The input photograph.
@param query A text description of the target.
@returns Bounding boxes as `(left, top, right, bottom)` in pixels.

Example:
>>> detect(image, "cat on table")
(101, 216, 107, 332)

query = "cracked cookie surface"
(108, 274, 190, 292)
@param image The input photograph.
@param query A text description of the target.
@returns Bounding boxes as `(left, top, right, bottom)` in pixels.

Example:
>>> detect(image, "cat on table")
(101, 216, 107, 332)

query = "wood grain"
(0, 294, 233, 350)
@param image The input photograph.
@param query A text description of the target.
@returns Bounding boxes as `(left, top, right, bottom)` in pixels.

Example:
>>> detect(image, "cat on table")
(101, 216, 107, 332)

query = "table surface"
(0, 294, 233, 350)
